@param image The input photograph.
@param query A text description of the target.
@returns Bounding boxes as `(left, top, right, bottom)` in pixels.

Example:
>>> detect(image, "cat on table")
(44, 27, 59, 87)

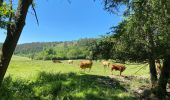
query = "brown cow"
(80, 60, 93, 72)
(52, 60, 62, 63)
(111, 64, 126, 76)
(52, 58, 62, 63)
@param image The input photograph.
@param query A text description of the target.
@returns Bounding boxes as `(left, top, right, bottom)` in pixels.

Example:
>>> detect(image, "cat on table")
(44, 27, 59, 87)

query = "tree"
(102, 0, 170, 98)
(0, 0, 33, 85)
(125, 1, 170, 98)
(90, 35, 114, 60)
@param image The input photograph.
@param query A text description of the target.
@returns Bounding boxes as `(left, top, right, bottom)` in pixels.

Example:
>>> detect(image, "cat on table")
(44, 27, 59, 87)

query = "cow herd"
(52, 59, 127, 76)
(52, 59, 162, 76)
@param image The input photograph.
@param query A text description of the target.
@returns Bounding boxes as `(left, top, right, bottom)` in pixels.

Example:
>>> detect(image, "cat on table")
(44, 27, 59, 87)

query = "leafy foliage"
(0, 1, 15, 29)
(91, 0, 170, 63)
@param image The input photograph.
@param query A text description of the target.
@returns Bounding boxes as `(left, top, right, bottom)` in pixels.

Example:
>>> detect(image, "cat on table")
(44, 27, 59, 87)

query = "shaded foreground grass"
(0, 56, 151, 99)
(0, 72, 134, 100)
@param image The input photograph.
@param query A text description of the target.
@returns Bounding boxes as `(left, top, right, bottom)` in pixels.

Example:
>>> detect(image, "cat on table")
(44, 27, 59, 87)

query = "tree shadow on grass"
(0, 72, 135, 100)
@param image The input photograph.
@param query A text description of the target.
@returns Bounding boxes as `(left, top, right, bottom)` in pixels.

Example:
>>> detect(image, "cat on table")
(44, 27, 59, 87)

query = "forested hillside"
(14, 38, 97, 60)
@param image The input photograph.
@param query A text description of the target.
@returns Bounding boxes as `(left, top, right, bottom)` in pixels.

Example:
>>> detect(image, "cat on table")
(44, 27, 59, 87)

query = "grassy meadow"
(0, 56, 151, 100)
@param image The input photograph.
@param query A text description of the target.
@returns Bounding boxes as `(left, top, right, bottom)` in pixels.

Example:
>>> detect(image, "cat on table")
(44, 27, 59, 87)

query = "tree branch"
(31, 2, 39, 26)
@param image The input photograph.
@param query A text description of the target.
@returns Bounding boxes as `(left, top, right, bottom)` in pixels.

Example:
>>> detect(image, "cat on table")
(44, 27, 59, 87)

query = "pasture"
(0, 56, 150, 100)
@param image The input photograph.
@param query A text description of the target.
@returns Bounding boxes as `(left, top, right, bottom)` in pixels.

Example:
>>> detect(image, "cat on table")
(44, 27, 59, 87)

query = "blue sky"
(0, 0, 123, 44)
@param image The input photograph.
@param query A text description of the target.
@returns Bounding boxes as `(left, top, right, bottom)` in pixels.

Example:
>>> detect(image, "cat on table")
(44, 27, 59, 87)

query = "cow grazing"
(68, 60, 73, 64)
(111, 64, 126, 76)
(52, 60, 62, 63)
(52, 58, 62, 63)
(80, 60, 93, 72)
(155, 59, 161, 77)
(102, 61, 110, 68)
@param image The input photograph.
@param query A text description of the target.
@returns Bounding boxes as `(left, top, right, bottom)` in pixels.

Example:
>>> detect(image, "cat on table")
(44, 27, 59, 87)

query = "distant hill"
(14, 38, 97, 60)
(14, 42, 63, 56)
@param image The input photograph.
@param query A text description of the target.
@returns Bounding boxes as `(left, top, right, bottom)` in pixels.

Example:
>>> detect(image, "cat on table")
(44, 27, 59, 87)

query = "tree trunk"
(0, 0, 32, 85)
(155, 55, 170, 99)
(149, 56, 157, 87)
(148, 31, 157, 87)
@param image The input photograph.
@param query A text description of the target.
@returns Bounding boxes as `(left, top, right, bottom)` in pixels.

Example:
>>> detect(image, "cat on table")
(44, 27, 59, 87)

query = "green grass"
(0, 56, 150, 100)
(7, 56, 150, 79)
